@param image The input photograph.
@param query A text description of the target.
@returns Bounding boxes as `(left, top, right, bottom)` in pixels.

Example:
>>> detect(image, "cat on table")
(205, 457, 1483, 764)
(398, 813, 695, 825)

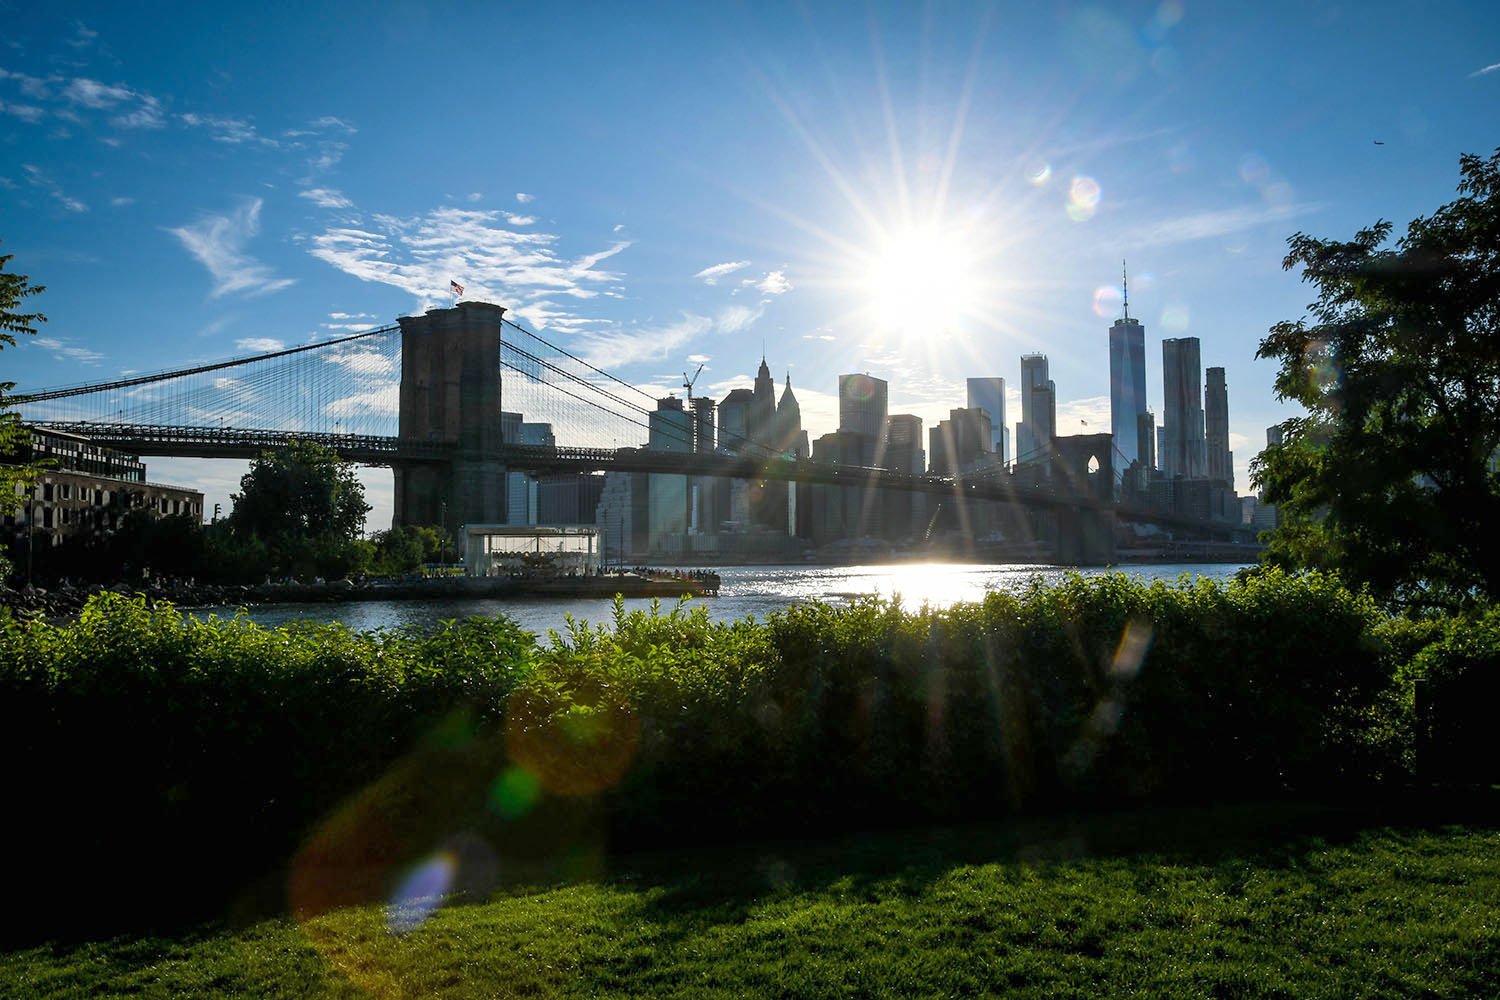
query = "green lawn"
(6, 802, 1499, 999)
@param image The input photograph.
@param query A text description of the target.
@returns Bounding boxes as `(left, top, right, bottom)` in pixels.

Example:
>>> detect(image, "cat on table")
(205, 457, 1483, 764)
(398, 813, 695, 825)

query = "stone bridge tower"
(393, 302, 507, 530)
(1050, 432, 1117, 565)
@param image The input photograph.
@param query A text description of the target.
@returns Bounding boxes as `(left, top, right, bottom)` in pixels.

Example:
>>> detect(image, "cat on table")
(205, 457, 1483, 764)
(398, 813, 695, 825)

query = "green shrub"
(2, 573, 1479, 940)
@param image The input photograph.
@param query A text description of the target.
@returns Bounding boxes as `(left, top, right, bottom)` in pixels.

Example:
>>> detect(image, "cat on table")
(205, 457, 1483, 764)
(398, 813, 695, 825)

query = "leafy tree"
(229, 439, 371, 578)
(0, 242, 46, 517)
(1254, 150, 1500, 608)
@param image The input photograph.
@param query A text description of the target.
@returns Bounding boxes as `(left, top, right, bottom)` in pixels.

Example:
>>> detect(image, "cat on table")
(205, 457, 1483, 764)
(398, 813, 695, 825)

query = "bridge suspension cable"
(10, 325, 399, 405)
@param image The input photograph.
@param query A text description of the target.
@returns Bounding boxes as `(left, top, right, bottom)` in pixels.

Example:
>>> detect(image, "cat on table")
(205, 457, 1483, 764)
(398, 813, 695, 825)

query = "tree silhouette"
(1254, 149, 1500, 607)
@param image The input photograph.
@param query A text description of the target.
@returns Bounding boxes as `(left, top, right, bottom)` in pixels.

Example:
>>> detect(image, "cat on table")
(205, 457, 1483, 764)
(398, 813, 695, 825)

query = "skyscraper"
(966, 377, 1006, 464)
(1161, 337, 1206, 478)
(1017, 353, 1055, 465)
(1108, 265, 1148, 470)
(838, 372, 889, 464)
(1204, 366, 1233, 490)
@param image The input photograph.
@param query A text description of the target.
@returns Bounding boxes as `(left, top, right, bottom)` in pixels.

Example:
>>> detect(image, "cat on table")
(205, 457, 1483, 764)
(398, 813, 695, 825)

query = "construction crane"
(682, 363, 705, 401)
(675, 363, 709, 537)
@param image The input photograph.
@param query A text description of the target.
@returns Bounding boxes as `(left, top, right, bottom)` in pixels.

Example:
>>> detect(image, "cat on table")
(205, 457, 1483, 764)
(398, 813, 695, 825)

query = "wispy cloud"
(235, 337, 286, 352)
(1469, 62, 1500, 78)
(33, 336, 104, 365)
(110, 196, 134, 207)
(1126, 201, 1323, 249)
(310, 205, 633, 331)
(179, 112, 277, 147)
(167, 198, 296, 298)
(0, 98, 45, 123)
(573, 314, 713, 370)
(310, 116, 356, 133)
(21, 163, 86, 212)
(717, 303, 764, 333)
(299, 187, 352, 209)
(64, 22, 99, 49)
(516, 192, 534, 204)
(111, 95, 164, 129)
(62, 77, 133, 109)
(329, 311, 375, 321)
(693, 260, 751, 284)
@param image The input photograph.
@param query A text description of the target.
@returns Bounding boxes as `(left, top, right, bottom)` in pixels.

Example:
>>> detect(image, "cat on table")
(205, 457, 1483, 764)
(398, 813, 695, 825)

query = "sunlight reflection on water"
(198, 563, 1248, 636)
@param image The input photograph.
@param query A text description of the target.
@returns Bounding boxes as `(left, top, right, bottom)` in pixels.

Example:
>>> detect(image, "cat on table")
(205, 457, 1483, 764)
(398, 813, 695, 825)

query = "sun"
(859, 224, 979, 333)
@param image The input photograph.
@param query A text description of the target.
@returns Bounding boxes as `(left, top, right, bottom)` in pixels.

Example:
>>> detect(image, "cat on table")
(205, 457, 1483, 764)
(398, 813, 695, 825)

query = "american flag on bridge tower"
(450, 279, 464, 296)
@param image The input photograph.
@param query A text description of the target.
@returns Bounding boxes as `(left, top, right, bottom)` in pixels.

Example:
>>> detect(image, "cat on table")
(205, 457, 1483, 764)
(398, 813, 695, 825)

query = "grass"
(5, 799, 1499, 998)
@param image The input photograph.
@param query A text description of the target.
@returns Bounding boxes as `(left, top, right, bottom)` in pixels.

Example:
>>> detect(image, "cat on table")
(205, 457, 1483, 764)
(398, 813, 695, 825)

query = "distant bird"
(1373, 140, 1386, 145)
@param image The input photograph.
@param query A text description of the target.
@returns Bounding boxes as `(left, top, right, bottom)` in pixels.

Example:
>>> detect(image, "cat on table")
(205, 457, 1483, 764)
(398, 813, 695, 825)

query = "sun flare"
(860, 225, 979, 332)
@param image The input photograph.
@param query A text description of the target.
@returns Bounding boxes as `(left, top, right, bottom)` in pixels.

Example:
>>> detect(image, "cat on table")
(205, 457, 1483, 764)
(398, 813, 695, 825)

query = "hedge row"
(1, 570, 1490, 938)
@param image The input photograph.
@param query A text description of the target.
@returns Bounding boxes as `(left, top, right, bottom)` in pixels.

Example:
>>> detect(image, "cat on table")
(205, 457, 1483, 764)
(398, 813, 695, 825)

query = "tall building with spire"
(1205, 366, 1233, 490)
(1109, 262, 1148, 474)
(748, 355, 777, 448)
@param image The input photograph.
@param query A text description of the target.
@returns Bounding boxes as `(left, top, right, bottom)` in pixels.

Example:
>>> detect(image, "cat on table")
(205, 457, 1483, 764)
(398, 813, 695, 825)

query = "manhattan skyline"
(3, 2, 1497, 529)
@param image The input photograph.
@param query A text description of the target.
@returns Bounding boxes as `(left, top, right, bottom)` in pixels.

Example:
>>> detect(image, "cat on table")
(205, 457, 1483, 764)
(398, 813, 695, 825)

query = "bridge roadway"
(33, 421, 1237, 538)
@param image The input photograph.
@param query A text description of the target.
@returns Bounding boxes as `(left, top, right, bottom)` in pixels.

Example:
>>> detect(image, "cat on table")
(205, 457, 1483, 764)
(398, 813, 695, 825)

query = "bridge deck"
(28, 421, 1241, 537)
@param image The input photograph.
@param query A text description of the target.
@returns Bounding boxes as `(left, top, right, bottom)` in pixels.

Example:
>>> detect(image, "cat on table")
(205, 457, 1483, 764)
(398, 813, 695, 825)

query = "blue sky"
(3, 1, 1498, 529)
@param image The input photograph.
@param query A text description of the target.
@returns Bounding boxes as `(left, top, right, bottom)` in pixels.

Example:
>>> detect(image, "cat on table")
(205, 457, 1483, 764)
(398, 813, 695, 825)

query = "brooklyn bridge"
(14, 301, 1245, 564)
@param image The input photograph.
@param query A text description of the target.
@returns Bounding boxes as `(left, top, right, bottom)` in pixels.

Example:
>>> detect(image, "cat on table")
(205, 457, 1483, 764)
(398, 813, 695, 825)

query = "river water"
(199, 563, 1250, 636)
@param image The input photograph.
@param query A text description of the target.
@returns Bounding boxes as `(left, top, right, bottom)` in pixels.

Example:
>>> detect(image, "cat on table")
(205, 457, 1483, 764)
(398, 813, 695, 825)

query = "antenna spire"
(1122, 259, 1130, 321)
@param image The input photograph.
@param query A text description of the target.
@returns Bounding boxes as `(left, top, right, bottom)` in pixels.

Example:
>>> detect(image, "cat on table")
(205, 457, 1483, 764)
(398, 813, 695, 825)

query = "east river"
(199, 562, 1251, 635)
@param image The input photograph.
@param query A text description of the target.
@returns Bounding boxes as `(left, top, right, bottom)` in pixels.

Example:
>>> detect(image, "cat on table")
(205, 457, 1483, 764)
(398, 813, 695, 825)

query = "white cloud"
(166, 198, 297, 298)
(310, 206, 632, 330)
(504, 213, 536, 226)
(63, 77, 133, 109)
(573, 314, 713, 370)
(235, 337, 286, 352)
(111, 95, 164, 129)
(693, 260, 751, 285)
(516, 192, 534, 203)
(717, 303, 764, 333)
(751, 269, 792, 295)
(310, 116, 357, 133)
(324, 350, 394, 376)
(1469, 62, 1500, 78)
(299, 187, 352, 209)
(179, 112, 277, 147)
(110, 196, 134, 207)
(21, 163, 86, 212)
(1127, 201, 1323, 249)
(687, 354, 711, 364)
(65, 22, 98, 49)
(0, 99, 45, 123)
(329, 311, 375, 320)
(32, 337, 104, 365)
(1056, 395, 1112, 433)
(466, 192, 483, 203)
(323, 388, 398, 418)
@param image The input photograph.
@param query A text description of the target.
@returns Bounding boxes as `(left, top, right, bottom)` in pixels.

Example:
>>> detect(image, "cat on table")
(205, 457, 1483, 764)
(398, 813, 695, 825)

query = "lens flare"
(488, 764, 542, 819)
(1239, 153, 1270, 185)
(1026, 162, 1051, 185)
(1110, 619, 1154, 680)
(1160, 303, 1190, 332)
(844, 373, 879, 402)
(1093, 286, 1122, 318)
(506, 681, 640, 796)
(1156, 0, 1184, 28)
(386, 851, 456, 935)
(1066, 176, 1101, 222)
